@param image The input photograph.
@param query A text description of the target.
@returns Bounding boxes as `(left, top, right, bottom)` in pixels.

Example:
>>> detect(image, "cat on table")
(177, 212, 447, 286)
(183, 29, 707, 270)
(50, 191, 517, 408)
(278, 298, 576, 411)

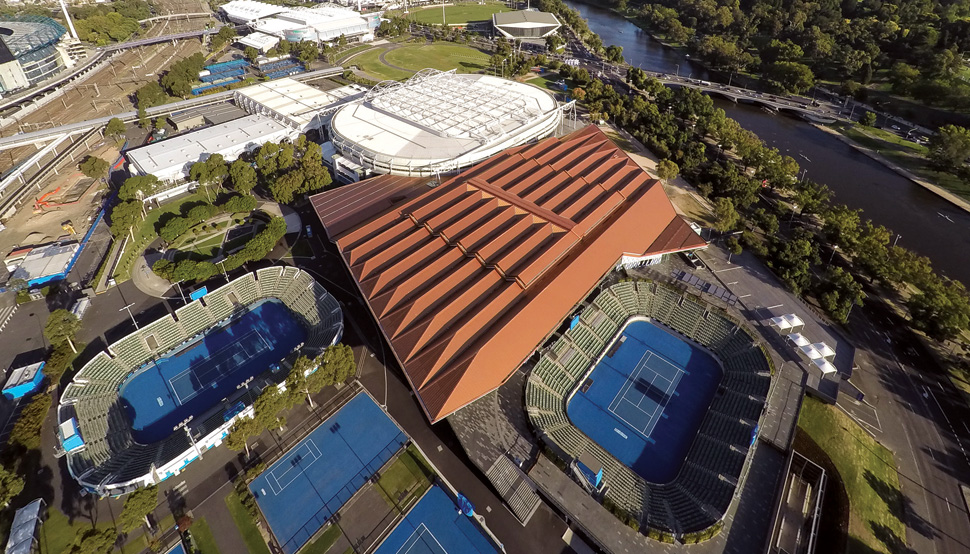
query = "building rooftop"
(8, 242, 79, 285)
(234, 78, 366, 129)
(0, 16, 66, 58)
(329, 69, 561, 175)
(125, 114, 288, 176)
(312, 125, 706, 422)
(219, 0, 287, 22)
(492, 10, 561, 27)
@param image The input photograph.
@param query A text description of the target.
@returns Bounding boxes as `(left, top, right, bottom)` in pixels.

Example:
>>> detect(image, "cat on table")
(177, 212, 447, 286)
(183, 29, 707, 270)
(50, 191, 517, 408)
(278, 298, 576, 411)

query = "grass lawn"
(225, 491, 271, 554)
(37, 509, 175, 554)
(173, 231, 225, 262)
(527, 72, 568, 93)
(798, 397, 906, 554)
(407, 3, 510, 24)
(299, 525, 342, 554)
(336, 44, 375, 64)
(191, 518, 221, 554)
(351, 48, 413, 81)
(382, 43, 490, 74)
(375, 445, 434, 510)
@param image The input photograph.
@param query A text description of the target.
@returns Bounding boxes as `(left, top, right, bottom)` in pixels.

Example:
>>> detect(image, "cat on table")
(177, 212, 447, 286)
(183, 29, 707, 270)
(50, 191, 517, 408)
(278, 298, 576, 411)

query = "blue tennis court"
(119, 299, 305, 443)
(250, 393, 407, 554)
(373, 486, 498, 554)
(566, 319, 722, 483)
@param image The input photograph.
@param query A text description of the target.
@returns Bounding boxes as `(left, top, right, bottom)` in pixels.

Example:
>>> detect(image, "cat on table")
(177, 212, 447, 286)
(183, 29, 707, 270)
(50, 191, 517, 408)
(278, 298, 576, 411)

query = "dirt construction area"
(0, 137, 120, 256)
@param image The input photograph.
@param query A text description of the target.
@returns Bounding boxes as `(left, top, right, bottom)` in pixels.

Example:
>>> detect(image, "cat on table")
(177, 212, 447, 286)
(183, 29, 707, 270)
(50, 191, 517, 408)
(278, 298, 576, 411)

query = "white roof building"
(126, 114, 294, 182)
(492, 11, 562, 39)
(329, 69, 563, 177)
(223, 0, 373, 44)
(234, 78, 367, 132)
(237, 31, 280, 53)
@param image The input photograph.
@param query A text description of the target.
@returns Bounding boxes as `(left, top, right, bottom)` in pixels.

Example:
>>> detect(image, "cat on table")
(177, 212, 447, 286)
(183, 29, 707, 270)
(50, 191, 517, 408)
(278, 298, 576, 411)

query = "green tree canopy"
(79, 156, 109, 180)
(928, 124, 970, 169)
(656, 159, 679, 185)
(44, 310, 81, 353)
(907, 279, 970, 341)
(229, 159, 258, 194)
(9, 394, 52, 451)
(69, 528, 117, 554)
(105, 117, 127, 139)
(119, 175, 160, 202)
(818, 266, 865, 323)
(0, 465, 23, 507)
(224, 416, 260, 457)
(119, 485, 158, 533)
(109, 200, 143, 240)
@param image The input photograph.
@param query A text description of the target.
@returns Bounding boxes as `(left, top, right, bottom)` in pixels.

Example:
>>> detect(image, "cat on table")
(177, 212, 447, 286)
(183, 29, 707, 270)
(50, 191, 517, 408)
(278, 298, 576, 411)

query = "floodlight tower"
(57, 0, 79, 40)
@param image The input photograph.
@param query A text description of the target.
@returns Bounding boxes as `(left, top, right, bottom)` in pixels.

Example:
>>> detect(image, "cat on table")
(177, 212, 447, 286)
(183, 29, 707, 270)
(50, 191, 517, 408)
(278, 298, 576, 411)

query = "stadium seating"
(61, 269, 345, 497)
(526, 277, 771, 535)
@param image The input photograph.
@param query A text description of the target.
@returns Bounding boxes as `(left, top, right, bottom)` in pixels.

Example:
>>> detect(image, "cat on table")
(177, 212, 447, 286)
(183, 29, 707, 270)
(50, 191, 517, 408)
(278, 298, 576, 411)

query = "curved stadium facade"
(329, 69, 563, 177)
(0, 16, 68, 93)
(57, 268, 343, 496)
(527, 279, 772, 534)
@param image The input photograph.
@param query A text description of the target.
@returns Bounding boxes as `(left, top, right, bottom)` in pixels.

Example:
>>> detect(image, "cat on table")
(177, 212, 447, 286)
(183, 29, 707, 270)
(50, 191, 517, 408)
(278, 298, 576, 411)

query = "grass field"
(407, 3, 511, 24)
(528, 73, 569, 92)
(351, 48, 413, 81)
(383, 43, 490, 74)
(798, 397, 906, 554)
(299, 525, 342, 554)
(226, 491, 271, 554)
(376, 445, 434, 510)
(37, 509, 175, 554)
(191, 518, 221, 554)
(114, 192, 208, 282)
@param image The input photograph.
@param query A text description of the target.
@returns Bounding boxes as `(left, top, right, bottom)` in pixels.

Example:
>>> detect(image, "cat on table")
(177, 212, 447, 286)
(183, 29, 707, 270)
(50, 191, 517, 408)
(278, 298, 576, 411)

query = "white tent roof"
(769, 313, 805, 332)
(797, 344, 824, 360)
(5, 499, 44, 554)
(811, 342, 836, 359)
(787, 333, 811, 347)
(812, 358, 838, 374)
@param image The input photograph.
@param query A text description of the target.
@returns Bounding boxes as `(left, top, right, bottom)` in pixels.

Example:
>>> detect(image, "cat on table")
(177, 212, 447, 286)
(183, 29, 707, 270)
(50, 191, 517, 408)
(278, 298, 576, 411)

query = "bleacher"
(60, 269, 344, 497)
(526, 277, 772, 535)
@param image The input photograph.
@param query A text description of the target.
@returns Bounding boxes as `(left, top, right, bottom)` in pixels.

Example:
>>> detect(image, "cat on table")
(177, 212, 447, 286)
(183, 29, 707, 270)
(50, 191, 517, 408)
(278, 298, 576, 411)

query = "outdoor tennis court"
(119, 299, 305, 443)
(250, 392, 408, 554)
(372, 486, 497, 554)
(566, 319, 722, 483)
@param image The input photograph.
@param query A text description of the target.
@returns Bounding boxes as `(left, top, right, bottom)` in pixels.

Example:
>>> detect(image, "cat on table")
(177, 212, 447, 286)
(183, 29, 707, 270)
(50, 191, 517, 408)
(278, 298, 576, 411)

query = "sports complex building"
(57, 268, 343, 496)
(311, 125, 806, 546)
(0, 16, 74, 94)
(327, 69, 565, 178)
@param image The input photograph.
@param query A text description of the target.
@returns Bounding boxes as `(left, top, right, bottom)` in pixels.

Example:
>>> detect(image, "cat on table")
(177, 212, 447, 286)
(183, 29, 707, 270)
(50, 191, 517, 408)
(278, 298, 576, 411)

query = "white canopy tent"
(787, 333, 811, 347)
(812, 358, 838, 375)
(797, 344, 825, 360)
(769, 314, 805, 334)
(811, 342, 836, 359)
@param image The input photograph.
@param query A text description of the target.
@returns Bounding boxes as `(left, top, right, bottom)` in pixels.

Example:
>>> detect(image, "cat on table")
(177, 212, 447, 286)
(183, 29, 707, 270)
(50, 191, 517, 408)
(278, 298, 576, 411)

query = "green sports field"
(354, 43, 490, 81)
(408, 3, 511, 25)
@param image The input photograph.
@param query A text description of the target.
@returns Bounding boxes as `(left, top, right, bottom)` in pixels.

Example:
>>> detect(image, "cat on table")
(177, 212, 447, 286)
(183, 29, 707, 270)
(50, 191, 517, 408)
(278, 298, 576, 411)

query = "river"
(564, 0, 970, 286)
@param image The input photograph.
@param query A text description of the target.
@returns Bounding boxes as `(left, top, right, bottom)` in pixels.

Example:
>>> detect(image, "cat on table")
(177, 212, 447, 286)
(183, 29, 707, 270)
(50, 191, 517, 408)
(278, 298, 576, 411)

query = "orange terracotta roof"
(311, 125, 707, 423)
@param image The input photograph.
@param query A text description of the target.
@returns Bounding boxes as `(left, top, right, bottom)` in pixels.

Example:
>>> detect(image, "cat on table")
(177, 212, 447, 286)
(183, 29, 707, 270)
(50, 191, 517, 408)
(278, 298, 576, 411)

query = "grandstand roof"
(219, 0, 287, 22)
(312, 125, 706, 422)
(329, 70, 562, 176)
(234, 78, 367, 130)
(0, 17, 66, 58)
(492, 10, 561, 27)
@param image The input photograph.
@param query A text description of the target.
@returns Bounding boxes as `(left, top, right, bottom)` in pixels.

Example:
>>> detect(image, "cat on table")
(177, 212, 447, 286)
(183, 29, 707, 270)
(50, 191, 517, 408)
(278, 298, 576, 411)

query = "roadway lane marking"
(766, 304, 784, 309)
(946, 497, 951, 513)
(713, 267, 742, 273)
(739, 294, 751, 298)
(727, 281, 738, 285)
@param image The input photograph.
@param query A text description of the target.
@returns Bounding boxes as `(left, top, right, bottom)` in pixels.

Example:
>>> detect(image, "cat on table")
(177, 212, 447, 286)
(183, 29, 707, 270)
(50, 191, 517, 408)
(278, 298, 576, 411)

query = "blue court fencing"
(201, 68, 245, 82)
(204, 59, 249, 73)
(264, 65, 304, 80)
(281, 434, 405, 553)
(192, 79, 240, 95)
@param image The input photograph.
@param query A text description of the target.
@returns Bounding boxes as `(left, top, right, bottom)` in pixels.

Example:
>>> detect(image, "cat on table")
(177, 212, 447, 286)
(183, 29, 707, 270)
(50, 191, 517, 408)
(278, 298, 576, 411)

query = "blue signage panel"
(189, 287, 208, 302)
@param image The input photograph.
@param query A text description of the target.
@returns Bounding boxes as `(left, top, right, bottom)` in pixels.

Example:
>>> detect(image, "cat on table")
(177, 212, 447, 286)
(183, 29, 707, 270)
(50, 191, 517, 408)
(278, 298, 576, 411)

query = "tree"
(545, 32, 564, 51)
(45, 342, 80, 385)
(907, 279, 970, 341)
(818, 266, 865, 323)
(605, 44, 624, 63)
(105, 117, 127, 140)
(285, 355, 330, 409)
(244, 46, 259, 62)
(889, 62, 920, 95)
(656, 159, 679, 185)
(119, 175, 160, 202)
(768, 232, 819, 294)
(135, 82, 167, 111)
(9, 394, 51, 451)
(254, 387, 288, 431)
(219, 194, 258, 214)
(928, 124, 970, 170)
(0, 465, 23, 507)
(79, 156, 109, 180)
(712, 197, 740, 232)
(320, 343, 355, 384)
(186, 203, 217, 223)
(69, 528, 117, 554)
(224, 416, 260, 458)
(229, 160, 258, 194)
(822, 204, 862, 249)
(765, 62, 814, 94)
(159, 216, 192, 243)
(860, 111, 877, 127)
(44, 310, 81, 353)
(119, 485, 158, 533)
(110, 200, 143, 240)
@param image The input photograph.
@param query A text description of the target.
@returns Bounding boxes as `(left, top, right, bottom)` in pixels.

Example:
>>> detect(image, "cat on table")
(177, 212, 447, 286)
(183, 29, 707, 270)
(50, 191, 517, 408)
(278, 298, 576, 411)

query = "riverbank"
(815, 124, 970, 214)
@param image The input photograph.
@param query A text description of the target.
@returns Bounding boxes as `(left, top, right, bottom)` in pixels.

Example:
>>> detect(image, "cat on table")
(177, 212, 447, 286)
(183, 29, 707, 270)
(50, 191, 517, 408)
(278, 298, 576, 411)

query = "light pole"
(675, 64, 679, 77)
(120, 303, 138, 330)
(175, 281, 186, 303)
(828, 245, 839, 265)
(799, 168, 808, 183)
(893, 233, 901, 247)
(217, 259, 229, 282)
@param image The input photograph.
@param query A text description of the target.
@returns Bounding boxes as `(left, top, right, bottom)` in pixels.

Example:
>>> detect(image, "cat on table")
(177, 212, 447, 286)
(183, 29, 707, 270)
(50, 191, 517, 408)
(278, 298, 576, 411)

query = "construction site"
(0, 0, 216, 286)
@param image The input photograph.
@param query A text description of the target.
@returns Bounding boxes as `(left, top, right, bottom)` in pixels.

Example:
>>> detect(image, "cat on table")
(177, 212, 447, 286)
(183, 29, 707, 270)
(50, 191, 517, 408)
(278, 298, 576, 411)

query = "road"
(696, 241, 970, 553)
